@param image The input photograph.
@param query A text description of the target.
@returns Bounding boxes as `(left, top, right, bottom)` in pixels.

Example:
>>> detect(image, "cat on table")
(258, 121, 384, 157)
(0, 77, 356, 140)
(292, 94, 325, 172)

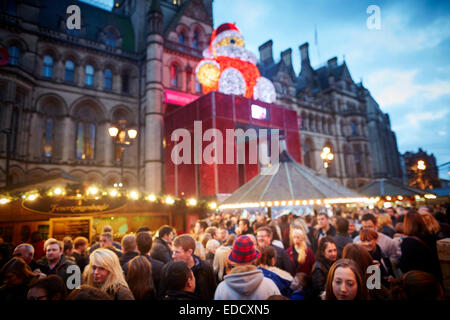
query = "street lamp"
(320, 146, 334, 169)
(108, 120, 137, 187)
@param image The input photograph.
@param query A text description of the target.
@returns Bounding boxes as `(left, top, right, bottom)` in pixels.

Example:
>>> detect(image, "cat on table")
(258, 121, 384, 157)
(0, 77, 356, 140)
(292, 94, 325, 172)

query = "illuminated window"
(76, 122, 96, 160)
(8, 46, 19, 65)
(172, 0, 181, 5)
(65, 60, 74, 82)
(104, 68, 113, 90)
(42, 118, 54, 157)
(170, 64, 180, 88)
(42, 55, 53, 78)
(85, 65, 94, 86)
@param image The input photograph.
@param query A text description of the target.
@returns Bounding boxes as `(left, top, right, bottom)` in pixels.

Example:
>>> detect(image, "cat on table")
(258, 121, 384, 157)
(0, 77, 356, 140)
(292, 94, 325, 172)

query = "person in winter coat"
(311, 236, 337, 299)
(150, 225, 174, 264)
(256, 226, 293, 274)
(286, 227, 315, 276)
(333, 217, 353, 259)
(161, 261, 200, 300)
(399, 212, 442, 282)
(0, 257, 38, 301)
(36, 238, 76, 285)
(214, 235, 280, 300)
(170, 234, 217, 300)
(255, 246, 293, 297)
(309, 212, 337, 254)
(83, 248, 134, 300)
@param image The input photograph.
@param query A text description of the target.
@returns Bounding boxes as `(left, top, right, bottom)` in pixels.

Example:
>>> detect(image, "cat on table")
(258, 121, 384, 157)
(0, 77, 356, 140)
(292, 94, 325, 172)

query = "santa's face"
(213, 37, 257, 64)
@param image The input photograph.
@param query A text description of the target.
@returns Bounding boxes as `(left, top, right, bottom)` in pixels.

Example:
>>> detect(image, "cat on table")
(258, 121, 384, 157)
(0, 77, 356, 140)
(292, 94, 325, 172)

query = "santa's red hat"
(209, 23, 243, 52)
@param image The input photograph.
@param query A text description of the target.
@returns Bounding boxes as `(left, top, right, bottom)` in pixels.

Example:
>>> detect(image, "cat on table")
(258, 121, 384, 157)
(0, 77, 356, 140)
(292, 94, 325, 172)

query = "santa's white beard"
(214, 45, 257, 64)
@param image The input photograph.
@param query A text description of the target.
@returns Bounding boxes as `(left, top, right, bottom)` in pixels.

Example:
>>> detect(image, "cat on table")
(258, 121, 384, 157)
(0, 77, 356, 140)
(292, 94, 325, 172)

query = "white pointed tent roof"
(221, 150, 361, 205)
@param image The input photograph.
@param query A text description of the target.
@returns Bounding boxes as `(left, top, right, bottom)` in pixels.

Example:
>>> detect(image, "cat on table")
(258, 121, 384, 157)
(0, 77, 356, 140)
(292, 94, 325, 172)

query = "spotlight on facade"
(188, 198, 197, 206)
(27, 194, 38, 201)
(0, 198, 10, 205)
(147, 194, 157, 202)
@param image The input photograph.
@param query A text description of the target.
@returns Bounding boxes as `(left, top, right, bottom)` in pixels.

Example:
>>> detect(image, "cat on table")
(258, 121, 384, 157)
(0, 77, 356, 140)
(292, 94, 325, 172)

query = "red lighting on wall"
(164, 90, 199, 106)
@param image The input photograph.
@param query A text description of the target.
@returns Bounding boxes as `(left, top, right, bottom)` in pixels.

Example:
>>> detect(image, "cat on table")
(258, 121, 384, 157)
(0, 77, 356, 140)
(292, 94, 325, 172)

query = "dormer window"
(105, 29, 116, 47)
(178, 32, 185, 45)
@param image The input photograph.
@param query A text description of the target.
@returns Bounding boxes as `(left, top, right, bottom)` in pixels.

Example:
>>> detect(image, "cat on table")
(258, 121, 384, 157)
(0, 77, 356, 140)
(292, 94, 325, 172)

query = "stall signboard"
(22, 197, 127, 215)
(49, 217, 93, 243)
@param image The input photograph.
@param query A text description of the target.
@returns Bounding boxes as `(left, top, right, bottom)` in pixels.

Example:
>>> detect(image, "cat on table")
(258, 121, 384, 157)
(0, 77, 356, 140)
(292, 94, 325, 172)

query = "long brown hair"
(342, 243, 373, 281)
(404, 212, 430, 237)
(390, 270, 443, 300)
(126, 256, 155, 300)
(0, 257, 36, 282)
(325, 259, 368, 300)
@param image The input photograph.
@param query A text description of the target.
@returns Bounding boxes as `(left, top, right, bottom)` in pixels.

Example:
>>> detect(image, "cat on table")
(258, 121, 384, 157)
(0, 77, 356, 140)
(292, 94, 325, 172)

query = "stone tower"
(144, 0, 164, 194)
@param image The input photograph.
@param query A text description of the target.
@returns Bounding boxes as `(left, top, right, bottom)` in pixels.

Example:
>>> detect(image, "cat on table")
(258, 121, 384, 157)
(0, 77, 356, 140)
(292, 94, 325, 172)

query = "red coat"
(286, 245, 315, 276)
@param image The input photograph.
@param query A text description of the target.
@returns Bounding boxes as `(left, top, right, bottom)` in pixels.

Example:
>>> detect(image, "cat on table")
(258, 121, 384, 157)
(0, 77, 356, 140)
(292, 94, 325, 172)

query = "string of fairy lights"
(0, 184, 218, 210)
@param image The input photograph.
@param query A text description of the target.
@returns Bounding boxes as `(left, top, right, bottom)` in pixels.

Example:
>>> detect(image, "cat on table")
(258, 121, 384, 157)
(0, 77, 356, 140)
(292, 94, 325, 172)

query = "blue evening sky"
(84, 0, 450, 179)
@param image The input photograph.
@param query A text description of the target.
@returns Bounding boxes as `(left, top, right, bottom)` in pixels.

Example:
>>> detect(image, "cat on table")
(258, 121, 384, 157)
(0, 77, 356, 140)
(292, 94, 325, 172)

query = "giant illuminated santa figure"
(195, 23, 276, 103)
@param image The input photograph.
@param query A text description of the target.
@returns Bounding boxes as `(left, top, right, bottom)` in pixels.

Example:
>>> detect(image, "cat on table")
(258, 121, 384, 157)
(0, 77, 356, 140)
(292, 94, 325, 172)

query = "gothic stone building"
(258, 41, 403, 189)
(0, 0, 402, 194)
(0, 0, 213, 193)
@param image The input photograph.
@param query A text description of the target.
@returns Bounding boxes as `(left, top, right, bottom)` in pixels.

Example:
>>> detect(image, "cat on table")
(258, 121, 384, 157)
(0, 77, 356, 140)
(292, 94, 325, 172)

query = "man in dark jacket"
(256, 226, 293, 275)
(36, 238, 75, 286)
(123, 231, 164, 296)
(160, 261, 199, 300)
(238, 218, 254, 235)
(170, 234, 216, 300)
(309, 212, 336, 253)
(150, 225, 174, 264)
(333, 217, 352, 259)
(119, 234, 138, 270)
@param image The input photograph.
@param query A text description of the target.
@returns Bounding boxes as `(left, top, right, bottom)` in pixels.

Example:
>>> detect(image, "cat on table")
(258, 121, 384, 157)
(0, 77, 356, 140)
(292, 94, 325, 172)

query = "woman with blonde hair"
(84, 248, 134, 300)
(377, 214, 396, 238)
(212, 246, 232, 282)
(285, 227, 315, 276)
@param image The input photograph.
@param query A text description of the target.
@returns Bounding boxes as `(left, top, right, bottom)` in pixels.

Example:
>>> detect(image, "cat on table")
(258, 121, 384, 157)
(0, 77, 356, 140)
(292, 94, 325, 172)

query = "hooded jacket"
(214, 265, 280, 300)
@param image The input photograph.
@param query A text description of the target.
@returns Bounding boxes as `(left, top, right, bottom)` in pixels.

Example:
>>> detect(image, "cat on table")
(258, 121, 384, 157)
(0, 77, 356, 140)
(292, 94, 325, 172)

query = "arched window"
(85, 65, 94, 86)
(8, 46, 19, 65)
(193, 31, 199, 49)
(105, 29, 116, 47)
(42, 55, 53, 78)
(42, 118, 54, 157)
(76, 121, 96, 160)
(104, 68, 113, 90)
(170, 64, 180, 88)
(65, 60, 74, 82)
(178, 32, 185, 45)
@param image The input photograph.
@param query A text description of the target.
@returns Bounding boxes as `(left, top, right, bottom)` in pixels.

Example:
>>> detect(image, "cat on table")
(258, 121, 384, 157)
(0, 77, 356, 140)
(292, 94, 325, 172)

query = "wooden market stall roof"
(358, 178, 428, 197)
(221, 150, 361, 205)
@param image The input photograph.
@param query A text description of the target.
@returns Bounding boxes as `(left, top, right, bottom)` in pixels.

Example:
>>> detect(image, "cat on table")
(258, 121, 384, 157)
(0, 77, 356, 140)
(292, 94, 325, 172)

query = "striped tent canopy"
(221, 150, 361, 205)
(358, 178, 428, 197)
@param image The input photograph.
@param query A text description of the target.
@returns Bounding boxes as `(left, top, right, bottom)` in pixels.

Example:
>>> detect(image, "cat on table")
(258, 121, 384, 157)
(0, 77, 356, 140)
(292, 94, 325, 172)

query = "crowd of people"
(0, 203, 448, 301)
